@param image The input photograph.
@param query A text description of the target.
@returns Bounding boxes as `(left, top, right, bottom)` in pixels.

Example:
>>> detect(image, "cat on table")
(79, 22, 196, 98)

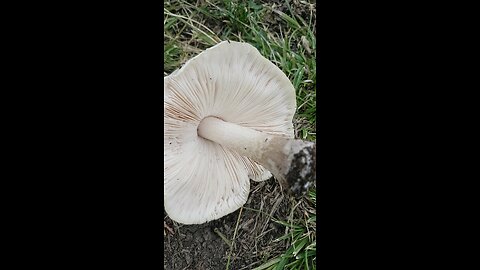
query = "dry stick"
(164, 221, 175, 235)
(214, 228, 232, 248)
(225, 207, 243, 270)
(260, 192, 283, 236)
(253, 200, 264, 255)
(286, 199, 303, 246)
(257, 228, 275, 239)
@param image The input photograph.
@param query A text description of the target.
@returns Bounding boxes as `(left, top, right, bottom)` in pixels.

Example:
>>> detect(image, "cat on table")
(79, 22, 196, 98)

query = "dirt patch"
(164, 178, 293, 270)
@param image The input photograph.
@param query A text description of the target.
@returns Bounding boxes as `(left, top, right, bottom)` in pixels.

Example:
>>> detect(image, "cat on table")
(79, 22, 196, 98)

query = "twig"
(226, 207, 243, 270)
(164, 221, 175, 235)
(214, 228, 232, 248)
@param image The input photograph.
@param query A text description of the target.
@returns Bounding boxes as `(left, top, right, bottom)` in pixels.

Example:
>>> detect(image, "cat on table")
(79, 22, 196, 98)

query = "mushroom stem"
(198, 117, 316, 195)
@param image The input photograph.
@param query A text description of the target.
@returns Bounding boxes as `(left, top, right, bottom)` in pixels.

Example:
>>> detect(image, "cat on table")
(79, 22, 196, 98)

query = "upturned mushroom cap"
(164, 41, 296, 224)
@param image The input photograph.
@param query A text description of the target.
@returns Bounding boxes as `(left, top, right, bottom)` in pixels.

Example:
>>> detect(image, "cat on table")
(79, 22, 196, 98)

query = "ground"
(164, 178, 315, 270)
(164, 1, 316, 269)
(164, 179, 288, 269)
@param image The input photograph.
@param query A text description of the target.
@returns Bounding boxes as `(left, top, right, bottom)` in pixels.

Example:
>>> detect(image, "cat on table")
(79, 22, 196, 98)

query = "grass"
(164, 0, 316, 141)
(253, 191, 317, 270)
(238, 189, 316, 270)
(164, 0, 316, 268)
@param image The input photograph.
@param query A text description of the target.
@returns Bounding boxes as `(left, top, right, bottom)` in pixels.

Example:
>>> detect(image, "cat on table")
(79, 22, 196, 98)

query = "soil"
(164, 178, 293, 270)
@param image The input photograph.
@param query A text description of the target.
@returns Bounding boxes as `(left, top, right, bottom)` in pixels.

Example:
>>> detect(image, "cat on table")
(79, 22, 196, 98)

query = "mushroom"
(164, 41, 315, 224)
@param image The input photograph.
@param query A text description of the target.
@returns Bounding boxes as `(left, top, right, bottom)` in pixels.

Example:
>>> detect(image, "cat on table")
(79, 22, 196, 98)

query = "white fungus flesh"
(164, 41, 297, 224)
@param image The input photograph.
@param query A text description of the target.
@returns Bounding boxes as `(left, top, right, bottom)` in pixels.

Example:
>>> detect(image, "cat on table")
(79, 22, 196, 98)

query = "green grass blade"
(252, 258, 282, 270)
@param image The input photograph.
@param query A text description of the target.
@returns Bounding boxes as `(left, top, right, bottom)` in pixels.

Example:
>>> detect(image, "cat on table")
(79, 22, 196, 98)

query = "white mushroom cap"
(164, 41, 296, 224)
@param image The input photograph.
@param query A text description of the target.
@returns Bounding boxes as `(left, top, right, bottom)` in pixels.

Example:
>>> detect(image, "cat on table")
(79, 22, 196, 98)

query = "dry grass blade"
(226, 207, 243, 270)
